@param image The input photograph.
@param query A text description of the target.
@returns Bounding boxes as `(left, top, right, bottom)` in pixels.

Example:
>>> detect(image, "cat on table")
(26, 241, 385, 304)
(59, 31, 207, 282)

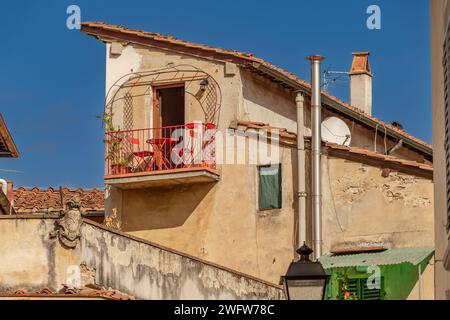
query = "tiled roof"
(231, 120, 433, 177)
(324, 142, 433, 174)
(81, 22, 432, 155)
(13, 187, 104, 214)
(1, 286, 131, 300)
(232, 120, 297, 141)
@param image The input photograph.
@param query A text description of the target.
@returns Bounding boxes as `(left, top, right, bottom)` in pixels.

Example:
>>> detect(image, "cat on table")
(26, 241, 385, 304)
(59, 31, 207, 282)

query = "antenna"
(322, 66, 349, 90)
(0, 169, 24, 174)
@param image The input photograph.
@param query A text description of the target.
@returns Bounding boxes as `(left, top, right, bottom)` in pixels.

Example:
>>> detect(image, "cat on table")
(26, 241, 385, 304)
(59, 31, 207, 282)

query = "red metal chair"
(127, 137, 154, 172)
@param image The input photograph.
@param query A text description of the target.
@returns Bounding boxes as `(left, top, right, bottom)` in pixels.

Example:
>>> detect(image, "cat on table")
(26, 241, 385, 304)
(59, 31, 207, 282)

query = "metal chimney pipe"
(296, 92, 307, 248)
(308, 55, 324, 260)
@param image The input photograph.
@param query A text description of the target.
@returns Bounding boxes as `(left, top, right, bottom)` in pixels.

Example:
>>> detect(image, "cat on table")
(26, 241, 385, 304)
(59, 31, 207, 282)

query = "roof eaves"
(0, 113, 19, 158)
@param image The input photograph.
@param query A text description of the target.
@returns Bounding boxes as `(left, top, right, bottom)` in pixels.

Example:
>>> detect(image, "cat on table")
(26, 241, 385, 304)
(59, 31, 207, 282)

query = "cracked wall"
(322, 157, 434, 250)
(0, 217, 81, 292)
(322, 157, 435, 299)
(80, 222, 283, 300)
(0, 216, 283, 300)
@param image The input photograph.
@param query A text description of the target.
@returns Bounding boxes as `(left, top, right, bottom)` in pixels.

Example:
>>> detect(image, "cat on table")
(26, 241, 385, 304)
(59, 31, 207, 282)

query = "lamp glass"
(285, 279, 326, 300)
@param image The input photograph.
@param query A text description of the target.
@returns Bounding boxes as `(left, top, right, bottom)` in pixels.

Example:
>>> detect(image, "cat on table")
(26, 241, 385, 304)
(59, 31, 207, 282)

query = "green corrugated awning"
(319, 247, 435, 269)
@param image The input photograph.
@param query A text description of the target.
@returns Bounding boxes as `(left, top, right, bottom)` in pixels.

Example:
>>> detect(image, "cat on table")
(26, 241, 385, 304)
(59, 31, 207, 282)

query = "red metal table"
(146, 137, 178, 171)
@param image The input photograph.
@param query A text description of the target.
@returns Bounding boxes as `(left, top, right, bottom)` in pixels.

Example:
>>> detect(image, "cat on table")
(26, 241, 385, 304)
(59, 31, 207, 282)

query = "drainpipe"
(296, 92, 307, 247)
(308, 55, 324, 260)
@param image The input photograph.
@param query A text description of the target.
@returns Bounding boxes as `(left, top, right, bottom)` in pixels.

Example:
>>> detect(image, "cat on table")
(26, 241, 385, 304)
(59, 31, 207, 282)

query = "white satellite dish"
(321, 117, 352, 146)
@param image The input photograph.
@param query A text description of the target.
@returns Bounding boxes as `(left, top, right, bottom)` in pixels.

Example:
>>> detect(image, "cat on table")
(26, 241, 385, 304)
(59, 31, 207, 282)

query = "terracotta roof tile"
(233, 121, 432, 176)
(324, 142, 433, 173)
(0, 286, 132, 300)
(81, 22, 432, 155)
(13, 187, 104, 214)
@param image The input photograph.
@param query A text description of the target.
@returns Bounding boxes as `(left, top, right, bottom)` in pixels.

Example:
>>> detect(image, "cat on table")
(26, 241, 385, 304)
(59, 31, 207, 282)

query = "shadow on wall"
(241, 70, 296, 122)
(121, 182, 216, 232)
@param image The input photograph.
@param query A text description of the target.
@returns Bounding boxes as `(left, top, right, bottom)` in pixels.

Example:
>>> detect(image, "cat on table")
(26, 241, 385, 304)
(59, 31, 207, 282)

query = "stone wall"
(0, 216, 283, 300)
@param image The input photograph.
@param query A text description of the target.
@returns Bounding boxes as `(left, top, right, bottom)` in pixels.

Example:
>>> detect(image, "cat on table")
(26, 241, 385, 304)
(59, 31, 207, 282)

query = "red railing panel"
(104, 123, 216, 177)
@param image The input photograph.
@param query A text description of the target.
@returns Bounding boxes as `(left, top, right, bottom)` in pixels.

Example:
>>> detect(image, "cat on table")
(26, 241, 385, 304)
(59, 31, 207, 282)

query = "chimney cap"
(350, 52, 372, 76)
(307, 55, 325, 61)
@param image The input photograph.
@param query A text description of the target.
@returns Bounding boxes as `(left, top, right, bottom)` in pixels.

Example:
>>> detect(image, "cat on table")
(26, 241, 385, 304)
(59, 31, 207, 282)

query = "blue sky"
(0, 0, 430, 188)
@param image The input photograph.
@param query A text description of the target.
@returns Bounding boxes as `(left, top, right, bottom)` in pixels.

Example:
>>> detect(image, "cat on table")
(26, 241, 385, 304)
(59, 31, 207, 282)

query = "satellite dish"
(321, 117, 351, 146)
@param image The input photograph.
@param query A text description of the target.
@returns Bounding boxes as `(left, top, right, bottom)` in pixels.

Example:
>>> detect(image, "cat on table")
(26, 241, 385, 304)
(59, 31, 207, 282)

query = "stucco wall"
(322, 156, 435, 299)
(0, 216, 283, 300)
(80, 222, 283, 300)
(121, 142, 297, 285)
(240, 69, 297, 132)
(322, 157, 434, 250)
(0, 216, 81, 292)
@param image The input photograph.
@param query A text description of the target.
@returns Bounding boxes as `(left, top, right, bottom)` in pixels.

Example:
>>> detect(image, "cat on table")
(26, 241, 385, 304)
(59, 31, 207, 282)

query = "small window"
(258, 164, 282, 211)
(338, 277, 384, 300)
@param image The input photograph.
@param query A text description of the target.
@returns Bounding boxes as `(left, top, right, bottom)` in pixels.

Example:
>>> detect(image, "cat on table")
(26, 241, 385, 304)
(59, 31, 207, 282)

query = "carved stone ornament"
(51, 197, 83, 248)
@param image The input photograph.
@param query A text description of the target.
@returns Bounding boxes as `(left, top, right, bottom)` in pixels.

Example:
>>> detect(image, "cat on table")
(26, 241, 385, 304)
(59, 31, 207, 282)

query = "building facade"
(81, 22, 435, 299)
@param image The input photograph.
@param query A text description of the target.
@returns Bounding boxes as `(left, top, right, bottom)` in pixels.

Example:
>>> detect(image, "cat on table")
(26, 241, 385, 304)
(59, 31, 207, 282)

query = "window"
(338, 277, 384, 300)
(258, 164, 282, 211)
(444, 20, 450, 229)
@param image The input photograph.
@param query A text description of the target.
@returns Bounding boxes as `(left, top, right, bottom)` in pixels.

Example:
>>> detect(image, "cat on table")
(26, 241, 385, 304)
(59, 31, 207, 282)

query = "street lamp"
(280, 243, 330, 300)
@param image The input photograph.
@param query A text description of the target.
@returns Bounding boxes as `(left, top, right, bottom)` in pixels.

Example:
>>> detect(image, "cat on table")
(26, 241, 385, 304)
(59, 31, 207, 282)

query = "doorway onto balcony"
(154, 85, 185, 129)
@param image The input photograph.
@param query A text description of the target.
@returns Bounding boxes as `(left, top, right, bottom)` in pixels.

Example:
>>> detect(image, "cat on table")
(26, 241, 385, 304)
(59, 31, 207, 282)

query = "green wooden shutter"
(338, 278, 360, 300)
(362, 277, 384, 300)
(339, 277, 384, 300)
(258, 165, 282, 210)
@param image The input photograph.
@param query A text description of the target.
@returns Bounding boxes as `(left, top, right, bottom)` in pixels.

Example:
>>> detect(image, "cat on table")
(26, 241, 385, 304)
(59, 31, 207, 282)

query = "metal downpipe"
(308, 55, 324, 260)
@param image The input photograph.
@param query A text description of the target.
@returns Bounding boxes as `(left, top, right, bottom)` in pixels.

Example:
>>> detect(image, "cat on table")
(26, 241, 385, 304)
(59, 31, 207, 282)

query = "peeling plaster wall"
(122, 144, 297, 285)
(322, 157, 434, 249)
(0, 217, 282, 300)
(80, 222, 283, 300)
(0, 217, 81, 292)
(322, 156, 435, 299)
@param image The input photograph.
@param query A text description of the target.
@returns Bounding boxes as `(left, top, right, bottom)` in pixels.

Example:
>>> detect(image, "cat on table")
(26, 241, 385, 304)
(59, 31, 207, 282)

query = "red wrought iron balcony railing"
(104, 123, 216, 177)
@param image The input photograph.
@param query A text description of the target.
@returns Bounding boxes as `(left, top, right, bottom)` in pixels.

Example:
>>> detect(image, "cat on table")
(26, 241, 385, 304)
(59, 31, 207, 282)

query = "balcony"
(104, 123, 219, 189)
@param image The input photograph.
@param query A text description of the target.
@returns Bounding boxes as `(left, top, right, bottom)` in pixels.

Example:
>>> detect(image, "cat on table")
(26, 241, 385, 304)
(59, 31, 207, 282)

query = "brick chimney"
(349, 52, 372, 115)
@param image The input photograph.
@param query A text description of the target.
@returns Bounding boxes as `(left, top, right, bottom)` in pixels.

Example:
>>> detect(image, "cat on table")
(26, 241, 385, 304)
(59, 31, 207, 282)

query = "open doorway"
(153, 85, 185, 128)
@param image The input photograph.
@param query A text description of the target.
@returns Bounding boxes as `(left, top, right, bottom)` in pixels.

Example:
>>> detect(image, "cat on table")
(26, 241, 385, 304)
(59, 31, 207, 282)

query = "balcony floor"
(104, 167, 220, 189)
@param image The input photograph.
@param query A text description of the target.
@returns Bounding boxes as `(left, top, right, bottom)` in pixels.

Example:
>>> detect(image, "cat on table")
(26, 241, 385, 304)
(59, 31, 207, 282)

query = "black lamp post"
(280, 243, 330, 300)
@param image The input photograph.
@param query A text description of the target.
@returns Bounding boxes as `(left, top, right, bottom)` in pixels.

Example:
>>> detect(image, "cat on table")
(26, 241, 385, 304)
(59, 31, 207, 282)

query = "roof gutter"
(249, 63, 432, 158)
